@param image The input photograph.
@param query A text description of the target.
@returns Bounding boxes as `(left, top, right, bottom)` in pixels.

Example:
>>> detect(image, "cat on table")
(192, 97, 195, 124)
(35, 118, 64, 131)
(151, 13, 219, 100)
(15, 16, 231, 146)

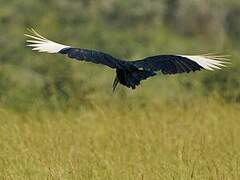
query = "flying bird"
(25, 29, 229, 92)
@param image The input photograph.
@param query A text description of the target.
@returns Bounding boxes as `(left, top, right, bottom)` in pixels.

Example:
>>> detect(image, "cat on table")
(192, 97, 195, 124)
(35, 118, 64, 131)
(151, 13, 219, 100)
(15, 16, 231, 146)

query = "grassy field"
(1, 0, 240, 179)
(1, 97, 240, 180)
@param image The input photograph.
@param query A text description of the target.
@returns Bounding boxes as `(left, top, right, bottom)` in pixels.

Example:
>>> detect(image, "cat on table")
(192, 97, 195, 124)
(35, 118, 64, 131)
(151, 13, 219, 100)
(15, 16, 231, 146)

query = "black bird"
(25, 29, 229, 92)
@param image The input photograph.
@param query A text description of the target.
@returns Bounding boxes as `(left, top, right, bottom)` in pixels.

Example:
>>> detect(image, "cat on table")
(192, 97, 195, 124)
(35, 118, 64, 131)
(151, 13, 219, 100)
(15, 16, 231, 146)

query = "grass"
(0, 97, 240, 180)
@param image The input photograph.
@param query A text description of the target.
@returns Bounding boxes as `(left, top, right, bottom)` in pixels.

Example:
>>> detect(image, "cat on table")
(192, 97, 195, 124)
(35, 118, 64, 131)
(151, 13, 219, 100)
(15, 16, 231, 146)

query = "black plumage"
(133, 55, 203, 74)
(59, 47, 156, 90)
(59, 48, 131, 69)
(25, 29, 228, 92)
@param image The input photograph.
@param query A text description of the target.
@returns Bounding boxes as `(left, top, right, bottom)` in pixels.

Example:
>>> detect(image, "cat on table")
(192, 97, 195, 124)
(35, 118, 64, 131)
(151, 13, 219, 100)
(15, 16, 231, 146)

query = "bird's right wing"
(25, 29, 127, 69)
(133, 54, 229, 74)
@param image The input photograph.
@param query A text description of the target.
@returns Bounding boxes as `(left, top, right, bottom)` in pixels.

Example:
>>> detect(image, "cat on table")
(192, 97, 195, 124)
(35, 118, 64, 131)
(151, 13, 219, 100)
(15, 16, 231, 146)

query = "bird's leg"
(112, 76, 119, 93)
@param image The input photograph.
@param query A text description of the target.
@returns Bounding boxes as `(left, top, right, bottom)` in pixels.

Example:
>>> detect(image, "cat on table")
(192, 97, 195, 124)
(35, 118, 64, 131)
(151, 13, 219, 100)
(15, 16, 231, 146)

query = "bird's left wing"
(25, 29, 126, 69)
(132, 54, 229, 74)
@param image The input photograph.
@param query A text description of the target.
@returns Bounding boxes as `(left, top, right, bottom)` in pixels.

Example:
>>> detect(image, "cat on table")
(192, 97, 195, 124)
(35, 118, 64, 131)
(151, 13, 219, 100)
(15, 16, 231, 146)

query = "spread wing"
(133, 54, 229, 74)
(25, 29, 128, 69)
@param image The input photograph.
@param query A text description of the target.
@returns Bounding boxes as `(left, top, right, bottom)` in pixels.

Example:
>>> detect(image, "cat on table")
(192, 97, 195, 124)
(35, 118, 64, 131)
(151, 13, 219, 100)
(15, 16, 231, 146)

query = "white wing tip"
(25, 28, 70, 53)
(181, 54, 230, 71)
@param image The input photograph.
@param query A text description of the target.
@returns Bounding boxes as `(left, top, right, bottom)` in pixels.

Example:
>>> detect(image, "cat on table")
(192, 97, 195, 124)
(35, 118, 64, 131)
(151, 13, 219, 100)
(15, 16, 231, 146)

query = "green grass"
(1, 97, 240, 180)
(1, 1, 240, 179)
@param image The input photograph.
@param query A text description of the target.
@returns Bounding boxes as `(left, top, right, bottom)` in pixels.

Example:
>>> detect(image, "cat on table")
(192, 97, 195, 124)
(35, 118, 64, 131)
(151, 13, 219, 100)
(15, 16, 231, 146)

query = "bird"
(25, 29, 229, 92)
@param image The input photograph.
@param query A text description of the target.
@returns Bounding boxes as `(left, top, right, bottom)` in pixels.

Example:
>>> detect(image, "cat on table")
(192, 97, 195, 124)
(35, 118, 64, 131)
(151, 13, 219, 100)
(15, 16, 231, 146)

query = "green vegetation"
(0, 0, 240, 179)
(1, 98, 240, 179)
(1, 0, 240, 110)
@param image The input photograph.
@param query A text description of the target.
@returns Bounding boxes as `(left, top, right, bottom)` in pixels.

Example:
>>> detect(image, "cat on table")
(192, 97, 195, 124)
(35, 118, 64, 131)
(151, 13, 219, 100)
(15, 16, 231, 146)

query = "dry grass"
(0, 97, 240, 180)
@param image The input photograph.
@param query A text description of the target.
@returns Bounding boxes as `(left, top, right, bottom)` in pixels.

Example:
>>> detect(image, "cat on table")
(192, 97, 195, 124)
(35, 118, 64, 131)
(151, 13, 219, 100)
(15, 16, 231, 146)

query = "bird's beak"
(112, 76, 119, 93)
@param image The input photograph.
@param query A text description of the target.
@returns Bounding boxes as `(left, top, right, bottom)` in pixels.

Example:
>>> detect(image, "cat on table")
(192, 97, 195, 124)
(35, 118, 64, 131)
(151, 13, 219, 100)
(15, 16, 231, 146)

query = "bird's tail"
(128, 70, 156, 89)
(113, 69, 156, 92)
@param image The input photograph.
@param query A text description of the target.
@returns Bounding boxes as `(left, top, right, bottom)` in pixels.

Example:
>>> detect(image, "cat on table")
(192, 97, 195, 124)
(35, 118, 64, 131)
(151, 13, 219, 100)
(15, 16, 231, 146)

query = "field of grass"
(1, 0, 240, 179)
(1, 97, 240, 180)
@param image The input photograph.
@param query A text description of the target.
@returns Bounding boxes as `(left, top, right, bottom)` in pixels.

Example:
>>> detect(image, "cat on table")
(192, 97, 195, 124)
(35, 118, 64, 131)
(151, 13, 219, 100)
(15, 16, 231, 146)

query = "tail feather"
(126, 70, 156, 89)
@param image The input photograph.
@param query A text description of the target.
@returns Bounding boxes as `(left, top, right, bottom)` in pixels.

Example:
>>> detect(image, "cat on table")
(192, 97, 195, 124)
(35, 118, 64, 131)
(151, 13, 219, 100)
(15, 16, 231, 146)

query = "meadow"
(1, 97, 240, 179)
(1, 0, 240, 179)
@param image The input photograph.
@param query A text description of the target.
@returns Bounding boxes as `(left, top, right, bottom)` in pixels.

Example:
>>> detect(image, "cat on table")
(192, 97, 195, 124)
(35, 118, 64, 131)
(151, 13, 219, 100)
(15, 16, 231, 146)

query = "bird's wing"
(25, 29, 127, 69)
(132, 54, 229, 74)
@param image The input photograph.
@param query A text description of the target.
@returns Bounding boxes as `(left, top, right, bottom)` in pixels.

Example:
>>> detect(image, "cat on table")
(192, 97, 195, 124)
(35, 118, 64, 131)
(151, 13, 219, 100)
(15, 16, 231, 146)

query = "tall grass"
(1, 97, 240, 179)
(1, 1, 240, 179)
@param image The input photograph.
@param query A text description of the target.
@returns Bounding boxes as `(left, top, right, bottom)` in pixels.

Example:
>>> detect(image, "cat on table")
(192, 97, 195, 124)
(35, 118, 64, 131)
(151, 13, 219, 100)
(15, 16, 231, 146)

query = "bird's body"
(25, 29, 229, 92)
(59, 47, 157, 90)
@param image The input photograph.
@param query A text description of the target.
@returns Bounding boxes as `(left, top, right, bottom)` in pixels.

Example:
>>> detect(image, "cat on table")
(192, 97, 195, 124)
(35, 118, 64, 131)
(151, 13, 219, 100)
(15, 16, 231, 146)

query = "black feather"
(59, 47, 133, 69)
(132, 55, 203, 74)
(25, 30, 227, 91)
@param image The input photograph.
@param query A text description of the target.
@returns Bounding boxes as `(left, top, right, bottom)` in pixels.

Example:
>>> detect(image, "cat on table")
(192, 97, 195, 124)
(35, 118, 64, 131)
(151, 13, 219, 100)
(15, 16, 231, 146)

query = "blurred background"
(1, 1, 240, 179)
(0, 0, 239, 111)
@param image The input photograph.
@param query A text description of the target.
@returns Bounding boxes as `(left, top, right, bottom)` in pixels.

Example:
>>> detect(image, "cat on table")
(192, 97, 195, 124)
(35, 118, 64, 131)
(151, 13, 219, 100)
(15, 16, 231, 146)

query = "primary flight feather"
(25, 29, 229, 92)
